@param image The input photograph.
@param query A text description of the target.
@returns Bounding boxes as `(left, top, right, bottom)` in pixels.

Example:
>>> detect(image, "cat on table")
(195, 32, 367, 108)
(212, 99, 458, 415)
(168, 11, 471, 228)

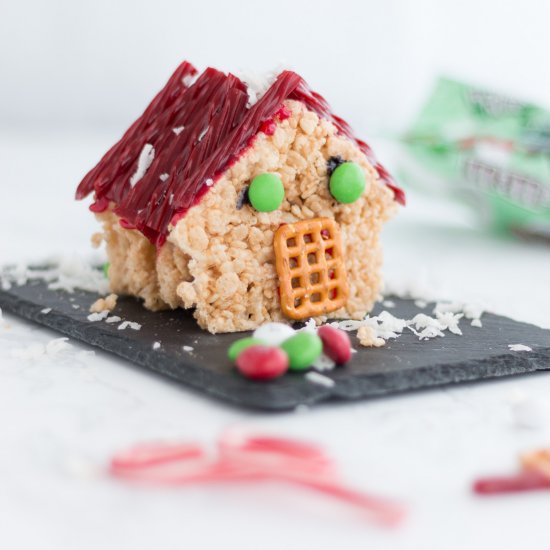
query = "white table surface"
(1, 130, 550, 550)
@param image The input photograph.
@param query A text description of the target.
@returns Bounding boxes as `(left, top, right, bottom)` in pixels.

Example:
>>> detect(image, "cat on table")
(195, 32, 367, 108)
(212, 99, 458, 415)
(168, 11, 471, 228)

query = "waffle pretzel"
(274, 217, 349, 320)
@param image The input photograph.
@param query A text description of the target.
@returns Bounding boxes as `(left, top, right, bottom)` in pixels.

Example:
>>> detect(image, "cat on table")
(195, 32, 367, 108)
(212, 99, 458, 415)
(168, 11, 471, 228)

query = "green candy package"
(401, 77, 550, 238)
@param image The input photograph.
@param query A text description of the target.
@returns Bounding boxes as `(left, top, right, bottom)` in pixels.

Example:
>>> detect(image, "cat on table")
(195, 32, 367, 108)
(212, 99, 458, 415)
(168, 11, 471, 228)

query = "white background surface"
(2, 1, 550, 549)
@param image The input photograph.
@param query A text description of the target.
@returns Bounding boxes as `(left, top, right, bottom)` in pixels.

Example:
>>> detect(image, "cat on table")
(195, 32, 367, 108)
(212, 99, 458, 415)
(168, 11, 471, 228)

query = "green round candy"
(329, 162, 366, 204)
(228, 337, 266, 362)
(102, 262, 110, 278)
(248, 173, 284, 212)
(280, 332, 322, 371)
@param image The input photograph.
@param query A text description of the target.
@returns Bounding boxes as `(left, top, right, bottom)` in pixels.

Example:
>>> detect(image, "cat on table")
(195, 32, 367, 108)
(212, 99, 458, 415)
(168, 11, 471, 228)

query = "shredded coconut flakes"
(508, 344, 532, 352)
(129, 143, 155, 187)
(118, 321, 141, 331)
(182, 74, 196, 87)
(311, 353, 336, 371)
(198, 128, 208, 142)
(1, 256, 109, 295)
(87, 311, 109, 322)
(105, 315, 121, 324)
(237, 67, 283, 107)
(305, 371, 335, 388)
(329, 296, 484, 348)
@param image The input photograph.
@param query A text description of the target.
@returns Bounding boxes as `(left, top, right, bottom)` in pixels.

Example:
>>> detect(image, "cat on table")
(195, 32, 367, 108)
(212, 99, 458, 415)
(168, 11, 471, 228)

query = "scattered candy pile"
(228, 322, 352, 380)
(109, 431, 405, 526)
(473, 448, 550, 495)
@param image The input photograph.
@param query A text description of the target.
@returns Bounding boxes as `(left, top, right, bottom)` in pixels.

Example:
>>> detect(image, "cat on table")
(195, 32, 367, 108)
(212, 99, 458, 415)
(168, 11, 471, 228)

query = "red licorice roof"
(76, 61, 405, 247)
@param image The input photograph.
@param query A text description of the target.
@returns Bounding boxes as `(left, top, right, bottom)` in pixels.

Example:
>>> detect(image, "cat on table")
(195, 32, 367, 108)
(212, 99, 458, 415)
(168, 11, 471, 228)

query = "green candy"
(228, 337, 265, 362)
(280, 332, 322, 371)
(248, 173, 284, 212)
(329, 162, 365, 204)
(102, 262, 110, 278)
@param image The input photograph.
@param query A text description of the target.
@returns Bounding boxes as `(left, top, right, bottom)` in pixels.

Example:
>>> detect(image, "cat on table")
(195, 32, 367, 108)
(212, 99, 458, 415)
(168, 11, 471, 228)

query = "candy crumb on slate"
(183, 345, 194, 352)
(357, 326, 386, 348)
(153, 341, 161, 350)
(90, 293, 118, 313)
(40, 308, 52, 314)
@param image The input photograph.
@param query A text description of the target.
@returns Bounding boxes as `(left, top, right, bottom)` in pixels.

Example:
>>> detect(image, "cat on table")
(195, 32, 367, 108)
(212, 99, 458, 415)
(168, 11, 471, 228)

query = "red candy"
(236, 345, 289, 381)
(317, 325, 352, 365)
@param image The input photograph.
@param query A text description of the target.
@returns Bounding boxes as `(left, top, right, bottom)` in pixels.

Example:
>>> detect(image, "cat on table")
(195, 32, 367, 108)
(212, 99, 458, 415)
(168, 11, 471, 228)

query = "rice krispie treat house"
(76, 61, 405, 333)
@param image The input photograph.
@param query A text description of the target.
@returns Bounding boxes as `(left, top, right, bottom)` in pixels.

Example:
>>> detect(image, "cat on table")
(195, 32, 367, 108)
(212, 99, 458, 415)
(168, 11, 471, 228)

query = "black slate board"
(1, 274, 549, 410)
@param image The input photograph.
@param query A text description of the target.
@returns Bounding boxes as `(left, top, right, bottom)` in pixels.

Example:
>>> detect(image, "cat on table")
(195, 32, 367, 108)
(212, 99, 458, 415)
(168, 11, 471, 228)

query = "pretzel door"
(274, 218, 349, 320)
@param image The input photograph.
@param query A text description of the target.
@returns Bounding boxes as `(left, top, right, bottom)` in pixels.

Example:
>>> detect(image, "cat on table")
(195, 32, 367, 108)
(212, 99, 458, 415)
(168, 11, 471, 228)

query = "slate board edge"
(2, 286, 550, 412)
